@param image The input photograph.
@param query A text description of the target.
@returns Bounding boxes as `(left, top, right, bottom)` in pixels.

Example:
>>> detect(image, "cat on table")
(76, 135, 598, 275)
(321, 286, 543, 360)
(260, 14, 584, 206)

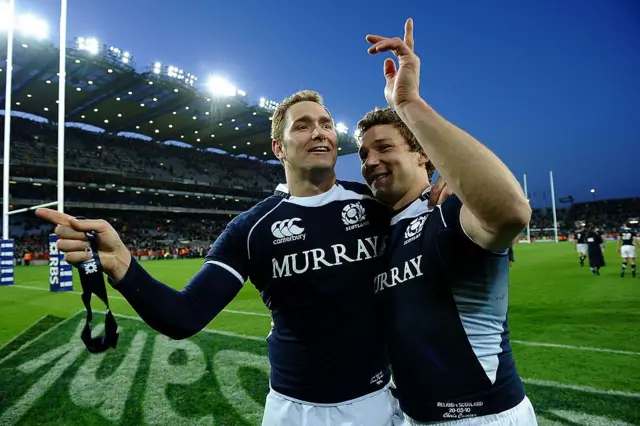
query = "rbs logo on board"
(49, 241, 60, 286)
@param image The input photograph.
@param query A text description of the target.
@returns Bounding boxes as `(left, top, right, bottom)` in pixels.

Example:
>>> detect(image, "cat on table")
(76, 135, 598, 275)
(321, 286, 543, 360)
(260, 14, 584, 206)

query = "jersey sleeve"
(111, 215, 253, 340)
(430, 195, 508, 266)
(204, 216, 251, 285)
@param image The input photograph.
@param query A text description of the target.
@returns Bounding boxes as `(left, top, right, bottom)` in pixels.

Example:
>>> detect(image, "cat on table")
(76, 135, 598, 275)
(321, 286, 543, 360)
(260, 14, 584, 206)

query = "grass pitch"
(0, 243, 639, 425)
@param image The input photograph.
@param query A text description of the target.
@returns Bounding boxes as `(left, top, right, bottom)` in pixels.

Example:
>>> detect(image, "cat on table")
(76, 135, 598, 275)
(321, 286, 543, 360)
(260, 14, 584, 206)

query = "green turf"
(0, 243, 639, 425)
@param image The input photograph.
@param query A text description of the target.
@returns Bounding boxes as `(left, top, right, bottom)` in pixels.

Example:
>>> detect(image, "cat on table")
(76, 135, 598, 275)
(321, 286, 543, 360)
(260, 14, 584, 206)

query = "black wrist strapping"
(74, 216, 119, 353)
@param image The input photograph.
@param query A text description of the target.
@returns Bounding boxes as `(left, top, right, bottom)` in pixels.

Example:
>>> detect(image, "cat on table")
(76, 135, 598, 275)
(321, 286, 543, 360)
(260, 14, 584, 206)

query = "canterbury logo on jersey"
(272, 235, 384, 278)
(271, 218, 306, 245)
(342, 202, 369, 231)
(374, 255, 423, 294)
(404, 215, 426, 245)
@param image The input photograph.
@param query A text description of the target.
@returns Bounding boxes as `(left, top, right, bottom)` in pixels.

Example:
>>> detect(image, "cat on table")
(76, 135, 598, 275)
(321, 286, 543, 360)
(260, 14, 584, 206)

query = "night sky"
(7, 0, 640, 207)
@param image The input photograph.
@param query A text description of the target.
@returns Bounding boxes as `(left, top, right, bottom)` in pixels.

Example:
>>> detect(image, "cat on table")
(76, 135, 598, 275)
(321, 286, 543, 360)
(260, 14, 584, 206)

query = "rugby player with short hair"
(617, 225, 638, 278)
(36, 90, 403, 425)
(575, 226, 588, 266)
(357, 18, 536, 425)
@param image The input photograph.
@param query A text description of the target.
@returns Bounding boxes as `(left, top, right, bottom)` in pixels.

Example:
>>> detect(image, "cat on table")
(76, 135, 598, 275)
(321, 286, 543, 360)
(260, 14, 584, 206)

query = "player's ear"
(417, 150, 428, 167)
(272, 139, 286, 162)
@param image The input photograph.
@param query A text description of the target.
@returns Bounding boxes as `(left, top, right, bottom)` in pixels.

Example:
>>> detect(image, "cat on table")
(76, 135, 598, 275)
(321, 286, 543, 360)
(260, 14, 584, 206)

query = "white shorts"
(577, 244, 588, 253)
(401, 396, 537, 426)
(621, 245, 636, 259)
(262, 385, 404, 426)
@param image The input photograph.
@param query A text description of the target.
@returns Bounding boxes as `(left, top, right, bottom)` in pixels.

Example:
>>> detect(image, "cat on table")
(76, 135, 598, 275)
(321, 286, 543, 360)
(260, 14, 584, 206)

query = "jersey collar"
(390, 186, 432, 226)
(273, 182, 342, 205)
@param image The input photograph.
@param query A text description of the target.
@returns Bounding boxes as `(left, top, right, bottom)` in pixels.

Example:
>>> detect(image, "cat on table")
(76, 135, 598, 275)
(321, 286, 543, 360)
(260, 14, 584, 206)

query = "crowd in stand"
(6, 118, 284, 192)
(11, 211, 230, 264)
(524, 198, 640, 241)
(1, 118, 638, 262)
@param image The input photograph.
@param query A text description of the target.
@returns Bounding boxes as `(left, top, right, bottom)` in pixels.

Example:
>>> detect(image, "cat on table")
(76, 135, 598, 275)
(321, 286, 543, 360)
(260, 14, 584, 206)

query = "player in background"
(36, 91, 402, 426)
(586, 224, 606, 276)
(358, 18, 535, 425)
(508, 245, 515, 267)
(617, 224, 639, 278)
(574, 225, 588, 266)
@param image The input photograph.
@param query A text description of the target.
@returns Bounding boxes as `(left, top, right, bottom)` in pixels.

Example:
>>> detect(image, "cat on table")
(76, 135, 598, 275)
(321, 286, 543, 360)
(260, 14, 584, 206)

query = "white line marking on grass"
(521, 378, 640, 399)
(111, 311, 267, 342)
(0, 312, 82, 365)
(512, 340, 640, 357)
(4, 310, 639, 401)
(5, 285, 640, 357)
(7, 284, 271, 318)
(0, 315, 51, 352)
(107, 311, 640, 400)
(547, 409, 637, 426)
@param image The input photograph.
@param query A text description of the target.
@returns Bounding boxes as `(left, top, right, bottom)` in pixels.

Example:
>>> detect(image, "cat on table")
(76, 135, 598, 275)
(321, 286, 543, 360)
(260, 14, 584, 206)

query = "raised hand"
(366, 18, 421, 109)
(34, 208, 131, 281)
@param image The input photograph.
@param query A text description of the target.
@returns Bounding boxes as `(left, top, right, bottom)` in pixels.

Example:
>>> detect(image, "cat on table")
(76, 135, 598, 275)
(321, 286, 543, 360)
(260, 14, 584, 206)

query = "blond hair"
(270, 90, 331, 140)
(357, 107, 435, 180)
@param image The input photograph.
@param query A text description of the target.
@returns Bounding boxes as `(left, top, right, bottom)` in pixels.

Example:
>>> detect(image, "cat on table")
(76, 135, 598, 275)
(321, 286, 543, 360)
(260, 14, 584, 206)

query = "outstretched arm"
(111, 258, 244, 339)
(35, 208, 249, 340)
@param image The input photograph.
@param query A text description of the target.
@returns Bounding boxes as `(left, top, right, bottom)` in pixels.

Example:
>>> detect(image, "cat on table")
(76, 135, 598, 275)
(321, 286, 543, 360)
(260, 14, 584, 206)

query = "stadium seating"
(1, 117, 283, 264)
(2, 117, 637, 263)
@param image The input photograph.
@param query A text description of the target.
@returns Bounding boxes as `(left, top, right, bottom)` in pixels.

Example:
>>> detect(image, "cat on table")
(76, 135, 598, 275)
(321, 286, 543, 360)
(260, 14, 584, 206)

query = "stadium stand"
(1, 30, 637, 264)
(1, 115, 282, 264)
(522, 199, 639, 242)
(0, 30, 361, 267)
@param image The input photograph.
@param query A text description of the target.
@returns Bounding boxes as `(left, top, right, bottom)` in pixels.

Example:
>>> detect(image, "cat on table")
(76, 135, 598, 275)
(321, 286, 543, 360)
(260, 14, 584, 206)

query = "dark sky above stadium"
(11, 0, 640, 207)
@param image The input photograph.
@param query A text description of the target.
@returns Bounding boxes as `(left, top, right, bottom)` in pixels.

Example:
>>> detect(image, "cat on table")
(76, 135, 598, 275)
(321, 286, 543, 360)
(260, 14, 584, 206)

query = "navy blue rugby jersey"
(619, 229, 635, 246)
(375, 191, 525, 423)
(206, 180, 392, 403)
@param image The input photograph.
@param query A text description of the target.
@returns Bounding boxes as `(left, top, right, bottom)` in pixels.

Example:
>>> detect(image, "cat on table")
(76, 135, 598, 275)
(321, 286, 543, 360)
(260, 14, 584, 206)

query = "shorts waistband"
(268, 382, 391, 407)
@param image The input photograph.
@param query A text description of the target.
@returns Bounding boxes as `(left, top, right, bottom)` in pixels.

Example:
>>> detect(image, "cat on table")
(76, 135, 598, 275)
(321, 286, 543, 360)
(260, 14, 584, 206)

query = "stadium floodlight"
(353, 128, 361, 139)
(17, 13, 48, 39)
(0, 3, 12, 32)
(336, 122, 348, 134)
(186, 72, 197, 86)
(0, 6, 49, 39)
(76, 37, 100, 55)
(259, 97, 279, 111)
(167, 65, 179, 78)
(157, 64, 197, 86)
(207, 75, 237, 97)
(108, 46, 132, 65)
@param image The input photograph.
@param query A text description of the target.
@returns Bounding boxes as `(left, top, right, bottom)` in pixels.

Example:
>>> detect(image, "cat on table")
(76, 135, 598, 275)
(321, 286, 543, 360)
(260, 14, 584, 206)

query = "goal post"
(519, 171, 560, 243)
(2, 0, 72, 291)
(1, 0, 16, 286)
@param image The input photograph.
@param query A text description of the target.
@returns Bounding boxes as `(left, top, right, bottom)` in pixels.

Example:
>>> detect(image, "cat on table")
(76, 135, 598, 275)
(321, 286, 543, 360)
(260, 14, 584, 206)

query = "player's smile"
(307, 145, 332, 154)
(369, 171, 392, 188)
